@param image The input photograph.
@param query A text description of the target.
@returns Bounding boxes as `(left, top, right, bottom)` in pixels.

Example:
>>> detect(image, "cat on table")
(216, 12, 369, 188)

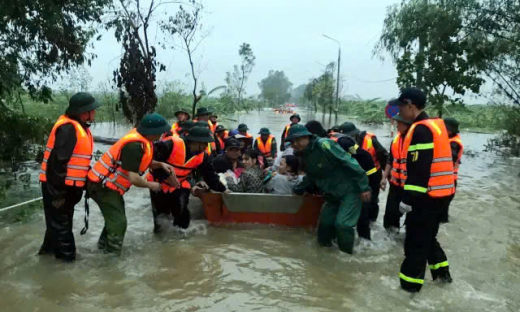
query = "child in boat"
(225, 149, 265, 193)
(264, 155, 302, 195)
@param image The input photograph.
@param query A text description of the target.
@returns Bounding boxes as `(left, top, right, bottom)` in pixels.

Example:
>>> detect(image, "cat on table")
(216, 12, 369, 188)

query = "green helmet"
(391, 114, 413, 125)
(196, 107, 211, 116)
(258, 127, 271, 135)
(338, 122, 360, 136)
(137, 113, 170, 135)
(237, 123, 249, 132)
(65, 92, 101, 115)
(185, 126, 215, 143)
(285, 124, 312, 142)
(444, 117, 460, 134)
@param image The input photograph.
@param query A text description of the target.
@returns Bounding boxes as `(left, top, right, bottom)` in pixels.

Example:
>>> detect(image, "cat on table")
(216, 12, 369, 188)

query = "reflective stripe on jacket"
(87, 128, 153, 195)
(390, 133, 407, 187)
(39, 115, 93, 187)
(402, 119, 455, 198)
(449, 134, 464, 180)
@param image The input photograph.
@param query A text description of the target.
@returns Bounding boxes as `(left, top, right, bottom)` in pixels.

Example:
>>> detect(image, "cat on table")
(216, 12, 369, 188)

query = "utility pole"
(323, 34, 341, 122)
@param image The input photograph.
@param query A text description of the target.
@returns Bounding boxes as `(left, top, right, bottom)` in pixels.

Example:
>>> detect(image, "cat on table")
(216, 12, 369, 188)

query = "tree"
(0, 0, 110, 103)
(225, 43, 256, 113)
(161, 1, 206, 118)
(304, 80, 318, 113)
(258, 70, 292, 107)
(375, 0, 486, 116)
(109, 0, 173, 125)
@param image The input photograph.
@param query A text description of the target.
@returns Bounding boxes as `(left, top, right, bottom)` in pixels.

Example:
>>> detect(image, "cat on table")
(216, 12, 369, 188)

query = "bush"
(485, 106, 520, 156)
(0, 111, 53, 162)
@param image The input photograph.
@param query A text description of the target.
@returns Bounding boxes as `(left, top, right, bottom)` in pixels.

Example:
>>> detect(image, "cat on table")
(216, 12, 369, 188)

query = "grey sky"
(88, 0, 407, 100)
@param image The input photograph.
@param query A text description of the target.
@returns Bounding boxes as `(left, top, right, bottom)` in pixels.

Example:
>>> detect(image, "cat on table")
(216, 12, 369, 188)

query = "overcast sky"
(87, 0, 409, 100)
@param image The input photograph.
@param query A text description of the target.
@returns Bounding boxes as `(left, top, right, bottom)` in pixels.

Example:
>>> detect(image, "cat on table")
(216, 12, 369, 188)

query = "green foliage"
(0, 0, 110, 102)
(376, 0, 486, 116)
(258, 70, 293, 107)
(161, 1, 205, 117)
(303, 63, 337, 121)
(0, 111, 53, 162)
(225, 43, 256, 112)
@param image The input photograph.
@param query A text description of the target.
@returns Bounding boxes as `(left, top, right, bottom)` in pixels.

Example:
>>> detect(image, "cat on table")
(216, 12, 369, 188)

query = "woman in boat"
(225, 149, 265, 193)
(264, 155, 302, 195)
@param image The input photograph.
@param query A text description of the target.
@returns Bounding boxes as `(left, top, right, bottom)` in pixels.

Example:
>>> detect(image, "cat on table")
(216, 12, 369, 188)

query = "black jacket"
(402, 111, 434, 206)
(45, 116, 89, 198)
(337, 136, 380, 192)
(152, 138, 226, 192)
(357, 131, 388, 169)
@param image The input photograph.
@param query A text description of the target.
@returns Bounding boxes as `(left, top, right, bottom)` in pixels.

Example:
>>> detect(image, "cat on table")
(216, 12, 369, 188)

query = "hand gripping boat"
(202, 193, 323, 228)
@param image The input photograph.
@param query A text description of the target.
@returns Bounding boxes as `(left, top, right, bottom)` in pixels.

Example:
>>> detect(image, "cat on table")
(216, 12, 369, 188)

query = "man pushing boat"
(147, 126, 229, 233)
(287, 124, 371, 254)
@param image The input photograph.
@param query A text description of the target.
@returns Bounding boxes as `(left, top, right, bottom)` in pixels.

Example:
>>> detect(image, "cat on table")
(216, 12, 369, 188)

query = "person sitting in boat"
(225, 149, 265, 193)
(264, 155, 302, 195)
(213, 138, 244, 177)
(147, 126, 228, 233)
(287, 124, 371, 254)
(232, 124, 253, 149)
(254, 127, 277, 166)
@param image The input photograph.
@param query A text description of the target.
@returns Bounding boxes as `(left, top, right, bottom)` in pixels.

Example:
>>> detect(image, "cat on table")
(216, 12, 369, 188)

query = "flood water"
(1, 110, 519, 311)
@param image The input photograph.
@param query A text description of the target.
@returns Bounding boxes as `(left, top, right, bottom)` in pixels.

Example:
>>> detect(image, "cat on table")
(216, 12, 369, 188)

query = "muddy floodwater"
(1, 111, 519, 311)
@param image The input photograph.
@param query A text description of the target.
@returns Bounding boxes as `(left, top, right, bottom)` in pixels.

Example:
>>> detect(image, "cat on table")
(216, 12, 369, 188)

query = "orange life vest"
(256, 135, 275, 157)
(283, 124, 291, 139)
(390, 133, 407, 187)
(402, 118, 455, 198)
(210, 121, 218, 133)
(449, 134, 464, 180)
(147, 137, 204, 193)
(171, 122, 180, 134)
(361, 132, 381, 170)
(87, 129, 153, 195)
(39, 115, 93, 187)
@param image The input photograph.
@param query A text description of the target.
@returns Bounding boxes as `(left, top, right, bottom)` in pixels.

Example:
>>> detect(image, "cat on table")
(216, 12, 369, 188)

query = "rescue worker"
(147, 126, 227, 232)
(328, 125, 340, 136)
(441, 117, 464, 223)
(214, 125, 229, 155)
(179, 120, 196, 138)
(209, 113, 219, 133)
(195, 121, 216, 156)
(289, 124, 371, 254)
(254, 127, 277, 164)
(235, 124, 253, 149)
(340, 122, 388, 222)
(280, 113, 301, 151)
(171, 109, 190, 136)
(87, 113, 176, 255)
(306, 120, 376, 241)
(391, 87, 454, 292)
(380, 112, 413, 232)
(38, 92, 101, 262)
(213, 138, 243, 174)
(194, 107, 211, 124)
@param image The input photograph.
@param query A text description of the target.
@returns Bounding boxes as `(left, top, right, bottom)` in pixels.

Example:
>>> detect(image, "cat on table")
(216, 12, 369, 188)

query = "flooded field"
(0, 111, 519, 311)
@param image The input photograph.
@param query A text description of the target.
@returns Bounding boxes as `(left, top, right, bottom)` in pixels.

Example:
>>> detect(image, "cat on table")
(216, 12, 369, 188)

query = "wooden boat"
(202, 193, 323, 228)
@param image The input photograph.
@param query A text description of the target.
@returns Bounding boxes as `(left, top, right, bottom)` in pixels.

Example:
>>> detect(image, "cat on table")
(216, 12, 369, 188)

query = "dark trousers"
(150, 188, 191, 233)
(440, 181, 457, 223)
(399, 197, 451, 292)
(40, 182, 83, 262)
(357, 201, 372, 240)
(369, 170, 382, 221)
(383, 184, 404, 230)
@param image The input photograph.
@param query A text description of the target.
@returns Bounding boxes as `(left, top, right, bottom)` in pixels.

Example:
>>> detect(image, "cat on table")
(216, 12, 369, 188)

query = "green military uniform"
(87, 113, 170, 255)
(87, 143, 143, 254)
(291, 126, 370, 254)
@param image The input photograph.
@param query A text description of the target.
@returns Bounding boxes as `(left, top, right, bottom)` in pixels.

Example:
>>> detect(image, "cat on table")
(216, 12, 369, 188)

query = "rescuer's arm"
(450, 142, 461, 164)
(200, 153, 226, 192)
(372, 135, 389, 168)
(46, 124, 77, 197)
